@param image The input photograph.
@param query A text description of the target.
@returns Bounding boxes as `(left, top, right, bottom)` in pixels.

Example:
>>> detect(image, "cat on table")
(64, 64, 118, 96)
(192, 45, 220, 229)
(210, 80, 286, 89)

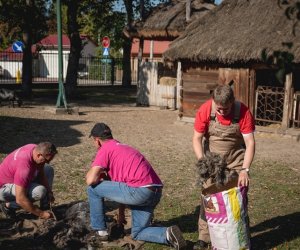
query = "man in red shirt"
(192, 85, 255, 249)
(0, 142, 57, 219)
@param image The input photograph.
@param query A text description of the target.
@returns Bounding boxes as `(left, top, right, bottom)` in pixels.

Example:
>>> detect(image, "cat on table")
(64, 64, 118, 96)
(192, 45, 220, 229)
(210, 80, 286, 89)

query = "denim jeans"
(0, 164, 54, 209)
(87, 181, 168, 244)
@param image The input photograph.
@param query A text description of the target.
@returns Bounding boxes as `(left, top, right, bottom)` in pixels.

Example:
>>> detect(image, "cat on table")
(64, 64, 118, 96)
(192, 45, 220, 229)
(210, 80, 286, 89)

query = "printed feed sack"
(202, 179, 250, 250)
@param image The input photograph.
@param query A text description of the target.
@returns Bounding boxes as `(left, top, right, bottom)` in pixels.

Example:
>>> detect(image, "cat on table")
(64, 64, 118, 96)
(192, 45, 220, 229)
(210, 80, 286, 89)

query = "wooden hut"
(124, 0, 215, 41)
(164, 0, 300, 129)
(124, 0, 215, 109)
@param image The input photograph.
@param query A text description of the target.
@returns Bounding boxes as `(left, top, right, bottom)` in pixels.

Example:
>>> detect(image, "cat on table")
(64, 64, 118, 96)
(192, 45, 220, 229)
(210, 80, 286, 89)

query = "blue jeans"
(0, 164, 54, 209)
(87, 181, 168, 244)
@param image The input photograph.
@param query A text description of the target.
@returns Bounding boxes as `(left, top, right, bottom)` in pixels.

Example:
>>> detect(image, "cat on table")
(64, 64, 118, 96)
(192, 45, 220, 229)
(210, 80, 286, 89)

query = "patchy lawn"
(0, 86, 299, 249)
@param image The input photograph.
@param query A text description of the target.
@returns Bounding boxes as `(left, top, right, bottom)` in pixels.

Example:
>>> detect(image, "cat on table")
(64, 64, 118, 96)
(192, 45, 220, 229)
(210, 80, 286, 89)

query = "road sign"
(102, 36, 110, 48)
(12, 41, 24, 53)
(103, 47, 110, 56)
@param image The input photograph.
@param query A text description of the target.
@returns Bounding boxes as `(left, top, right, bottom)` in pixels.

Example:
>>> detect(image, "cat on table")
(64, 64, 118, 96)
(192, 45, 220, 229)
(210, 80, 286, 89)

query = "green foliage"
(261, 43, 295, 84)
(88, 58, 112, 81)
(279, 0, 300, 35)
(0, 0, 50, 50)
(77, 1, 126, 52)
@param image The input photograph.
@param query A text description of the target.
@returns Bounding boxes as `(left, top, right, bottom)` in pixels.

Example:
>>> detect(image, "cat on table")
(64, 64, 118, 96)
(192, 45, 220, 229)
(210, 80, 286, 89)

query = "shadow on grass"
(153, 205, 199, 234)
(251, 212, 300, 249)
(26, 85, 138, 107)
(0, 116, 89, 154)
(155, 208, 300, 249)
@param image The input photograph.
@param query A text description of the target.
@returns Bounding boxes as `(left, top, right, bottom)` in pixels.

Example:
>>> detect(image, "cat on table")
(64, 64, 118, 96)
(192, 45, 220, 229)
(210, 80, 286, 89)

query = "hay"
(159, 77, 177, 86)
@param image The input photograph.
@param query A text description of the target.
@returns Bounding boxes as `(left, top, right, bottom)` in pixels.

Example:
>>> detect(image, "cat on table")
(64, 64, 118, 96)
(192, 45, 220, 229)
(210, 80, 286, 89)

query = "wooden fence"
(137, 62, 177, 109)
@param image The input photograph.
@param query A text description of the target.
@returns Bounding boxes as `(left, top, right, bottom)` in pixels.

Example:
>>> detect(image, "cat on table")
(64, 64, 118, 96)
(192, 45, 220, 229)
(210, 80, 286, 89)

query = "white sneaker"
(97, 230, 108, 237)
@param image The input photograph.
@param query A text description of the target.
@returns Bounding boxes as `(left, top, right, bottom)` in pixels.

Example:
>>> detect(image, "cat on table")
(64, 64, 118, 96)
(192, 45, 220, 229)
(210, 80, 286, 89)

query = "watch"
(241, 168, 250, 173)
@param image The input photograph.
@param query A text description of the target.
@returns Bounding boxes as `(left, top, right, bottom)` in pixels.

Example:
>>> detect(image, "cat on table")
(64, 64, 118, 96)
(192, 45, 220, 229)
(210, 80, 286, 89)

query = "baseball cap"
(89, 123, 113, 139)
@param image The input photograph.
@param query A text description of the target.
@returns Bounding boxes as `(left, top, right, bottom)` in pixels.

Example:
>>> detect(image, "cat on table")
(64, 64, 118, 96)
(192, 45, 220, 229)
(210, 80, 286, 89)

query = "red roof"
(131, 38, 170, 56)
(36, 34, 98, 49)
(37, 34, 71, 49)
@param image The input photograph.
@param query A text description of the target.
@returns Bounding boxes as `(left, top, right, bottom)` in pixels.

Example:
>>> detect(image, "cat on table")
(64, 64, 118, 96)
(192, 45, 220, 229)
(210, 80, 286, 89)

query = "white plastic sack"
(202, 180, 250, 250)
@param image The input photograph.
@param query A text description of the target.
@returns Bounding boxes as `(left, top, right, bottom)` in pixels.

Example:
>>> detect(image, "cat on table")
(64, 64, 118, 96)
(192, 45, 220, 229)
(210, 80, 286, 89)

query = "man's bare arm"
(238, 133, 255, 186)
(86, 166, 105, 186)
(15, 185, 52, 219)
(192, 130, 205, 160)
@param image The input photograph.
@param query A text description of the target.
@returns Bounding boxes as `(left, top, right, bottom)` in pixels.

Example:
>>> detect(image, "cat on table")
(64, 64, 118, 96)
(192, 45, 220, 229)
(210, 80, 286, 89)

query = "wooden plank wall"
(181, 68, 219, 118)
(136, 62, 176, 109)
(218, 68, 251, 109)
(181, 67, 252, 119)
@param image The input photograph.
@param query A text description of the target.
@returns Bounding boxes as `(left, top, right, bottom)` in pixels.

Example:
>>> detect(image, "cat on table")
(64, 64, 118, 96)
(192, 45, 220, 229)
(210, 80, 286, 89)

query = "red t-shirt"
(0, 144, 38, 188)
(194, 99, 255, 134)
(92, 139, 162, 187)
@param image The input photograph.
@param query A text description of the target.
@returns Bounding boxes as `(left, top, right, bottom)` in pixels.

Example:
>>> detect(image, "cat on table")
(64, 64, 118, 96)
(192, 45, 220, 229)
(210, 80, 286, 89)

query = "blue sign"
(103, 47, 109, 56)
(12, 41, 24, 53)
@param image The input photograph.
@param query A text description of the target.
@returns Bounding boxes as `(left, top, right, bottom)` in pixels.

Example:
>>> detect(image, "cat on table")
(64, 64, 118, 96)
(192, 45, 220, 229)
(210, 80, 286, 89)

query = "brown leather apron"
(199, 101, 246, 242)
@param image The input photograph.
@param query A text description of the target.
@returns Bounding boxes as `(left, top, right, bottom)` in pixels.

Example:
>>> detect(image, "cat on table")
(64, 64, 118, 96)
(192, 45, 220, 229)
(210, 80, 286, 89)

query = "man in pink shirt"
(192, 85, 255, 249)
(0, 142, 57, 219)
(86, 123, 186, 250)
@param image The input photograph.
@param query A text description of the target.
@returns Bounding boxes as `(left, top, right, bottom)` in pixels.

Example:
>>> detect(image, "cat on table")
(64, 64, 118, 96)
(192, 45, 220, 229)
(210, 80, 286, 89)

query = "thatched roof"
(164, 0, 300, 64)
(124, 0, 215, 40)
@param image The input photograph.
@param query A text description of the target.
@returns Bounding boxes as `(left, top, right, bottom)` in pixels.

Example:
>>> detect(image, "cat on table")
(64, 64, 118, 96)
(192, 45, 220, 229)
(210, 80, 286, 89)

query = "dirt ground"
(1, 103, 299, 176)
(0, 94, 300, 249)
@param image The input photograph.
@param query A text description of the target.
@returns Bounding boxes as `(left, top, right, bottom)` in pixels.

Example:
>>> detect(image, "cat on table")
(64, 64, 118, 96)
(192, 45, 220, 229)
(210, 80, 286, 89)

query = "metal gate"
(255, 86, 285, 126)
(0, 52, 138, 86)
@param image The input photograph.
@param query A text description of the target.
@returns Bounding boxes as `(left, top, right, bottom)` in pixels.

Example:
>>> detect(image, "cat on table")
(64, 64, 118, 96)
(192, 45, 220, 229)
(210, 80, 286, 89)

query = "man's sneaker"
(193, 240, 209, 250)
(166, 225, 187, 250)
(0, 203, 16, 219)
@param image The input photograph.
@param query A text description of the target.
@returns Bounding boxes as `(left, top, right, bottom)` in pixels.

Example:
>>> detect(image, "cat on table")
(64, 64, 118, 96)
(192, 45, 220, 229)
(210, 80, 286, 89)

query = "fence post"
(111, 58, 115, 85)
(282, 73, 292, 129)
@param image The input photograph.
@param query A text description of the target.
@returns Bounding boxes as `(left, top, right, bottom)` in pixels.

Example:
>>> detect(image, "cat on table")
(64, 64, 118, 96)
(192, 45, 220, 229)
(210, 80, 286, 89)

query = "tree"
(56, 0, 115, 99)
(121, 0, 167, 87)
(0, 0, 49, 98)
(122, 0, 134, 87)
(59, 0, 81, 99)
(262, 1, 300, 84)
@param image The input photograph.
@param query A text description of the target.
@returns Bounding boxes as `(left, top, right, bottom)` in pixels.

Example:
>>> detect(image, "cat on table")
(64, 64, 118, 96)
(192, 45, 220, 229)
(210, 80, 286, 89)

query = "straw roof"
(164, 0, 300, 64)
(124, 0, 215, 40)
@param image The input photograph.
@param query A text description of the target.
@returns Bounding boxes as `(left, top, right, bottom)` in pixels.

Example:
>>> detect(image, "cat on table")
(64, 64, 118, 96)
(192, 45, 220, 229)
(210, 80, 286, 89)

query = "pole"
(104, 55, 107, 83)
(56, 0, 67, 108)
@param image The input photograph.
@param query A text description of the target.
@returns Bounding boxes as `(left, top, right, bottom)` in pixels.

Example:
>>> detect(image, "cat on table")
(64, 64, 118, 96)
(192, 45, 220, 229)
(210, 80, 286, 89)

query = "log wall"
(180, 66, 253, 119)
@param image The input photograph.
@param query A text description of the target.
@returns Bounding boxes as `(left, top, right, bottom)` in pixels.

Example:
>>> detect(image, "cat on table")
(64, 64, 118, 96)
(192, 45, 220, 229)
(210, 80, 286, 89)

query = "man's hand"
(39, 210, 54, 219)
(238, 171, 250, 186)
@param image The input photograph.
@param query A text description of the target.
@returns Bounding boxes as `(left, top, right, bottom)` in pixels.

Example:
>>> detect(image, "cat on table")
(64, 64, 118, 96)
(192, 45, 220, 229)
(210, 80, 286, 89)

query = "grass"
(0, 86, 299, 249)
(139, 160, 300, 250)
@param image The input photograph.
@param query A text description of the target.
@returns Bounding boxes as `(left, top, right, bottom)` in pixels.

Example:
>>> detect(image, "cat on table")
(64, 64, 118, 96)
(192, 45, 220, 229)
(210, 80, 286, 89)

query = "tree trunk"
(122, 36, 132, 87)
(122, 0, 134, 87)
(65, 1, 81, 99)
(21, 1, 33, 99)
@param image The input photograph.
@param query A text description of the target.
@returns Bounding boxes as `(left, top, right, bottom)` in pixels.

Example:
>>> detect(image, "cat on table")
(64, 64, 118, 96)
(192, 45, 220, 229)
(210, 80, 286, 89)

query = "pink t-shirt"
(0, 144, 38, 188)
(91, 139, 162, 187)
